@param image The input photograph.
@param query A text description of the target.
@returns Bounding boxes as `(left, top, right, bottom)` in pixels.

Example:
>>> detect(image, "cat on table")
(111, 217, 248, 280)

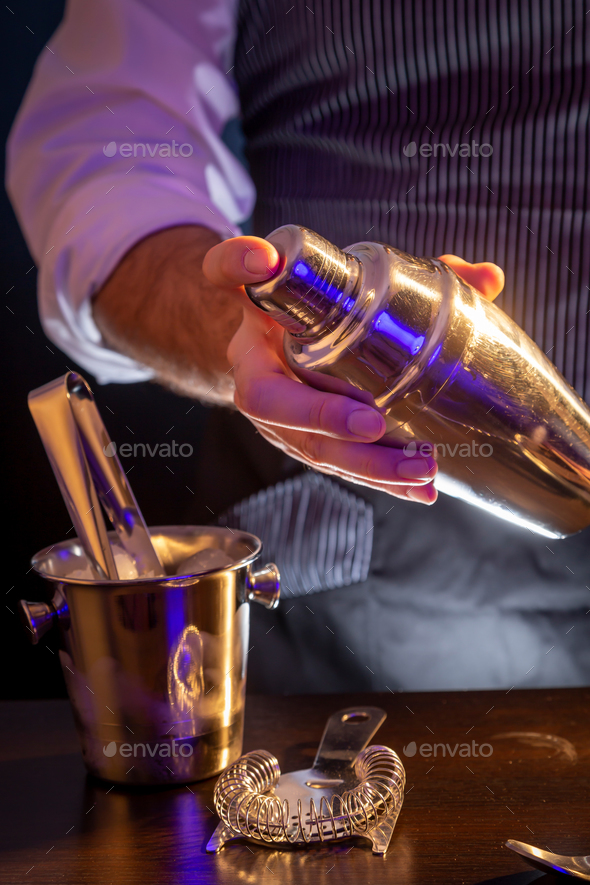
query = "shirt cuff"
(39, 171, 245, 385)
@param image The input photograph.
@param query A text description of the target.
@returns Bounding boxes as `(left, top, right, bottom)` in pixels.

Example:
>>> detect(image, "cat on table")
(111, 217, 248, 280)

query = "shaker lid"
(245, 224, 361, 337)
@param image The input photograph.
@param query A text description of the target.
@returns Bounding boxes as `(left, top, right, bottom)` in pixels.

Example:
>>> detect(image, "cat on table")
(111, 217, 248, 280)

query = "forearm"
(92, 225, 242, 404)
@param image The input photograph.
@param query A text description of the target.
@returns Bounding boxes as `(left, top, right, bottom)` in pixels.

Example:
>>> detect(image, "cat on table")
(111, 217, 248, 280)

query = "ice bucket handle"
(246, 563, 280, 610)
(18, 589, 69, 645)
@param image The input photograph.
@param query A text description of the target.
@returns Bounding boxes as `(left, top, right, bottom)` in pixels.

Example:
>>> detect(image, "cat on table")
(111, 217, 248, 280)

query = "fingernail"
(346, 409, 384, 439)
(396, 457, 437, 480)
(244, 248, 274, 276)
(406, 484, 437, 505)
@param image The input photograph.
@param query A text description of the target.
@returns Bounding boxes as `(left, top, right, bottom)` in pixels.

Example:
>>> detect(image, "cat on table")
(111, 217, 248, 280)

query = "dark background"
(1, 1, 252, 698)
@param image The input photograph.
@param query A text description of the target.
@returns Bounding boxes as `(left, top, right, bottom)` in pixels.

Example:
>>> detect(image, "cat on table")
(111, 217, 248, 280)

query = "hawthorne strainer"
(206, 706, 405, 856)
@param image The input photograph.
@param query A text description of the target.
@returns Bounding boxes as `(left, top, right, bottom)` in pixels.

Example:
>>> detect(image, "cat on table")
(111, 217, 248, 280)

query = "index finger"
(231, 310, 386, 442)
(439, 254, 505, 302)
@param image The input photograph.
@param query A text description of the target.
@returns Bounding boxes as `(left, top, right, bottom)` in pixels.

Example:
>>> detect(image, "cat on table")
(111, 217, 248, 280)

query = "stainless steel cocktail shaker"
(246, 224, 590, 538)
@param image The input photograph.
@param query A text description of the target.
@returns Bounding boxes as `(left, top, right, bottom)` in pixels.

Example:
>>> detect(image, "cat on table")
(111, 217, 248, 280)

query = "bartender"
(8, 0, 590, 693)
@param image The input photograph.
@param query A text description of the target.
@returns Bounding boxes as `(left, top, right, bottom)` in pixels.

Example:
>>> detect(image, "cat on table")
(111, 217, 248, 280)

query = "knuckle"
(236, 377, 263, 417)
(356, 450, 382, 479)
(308, 395, 337, 435)
(299, 432, 323, 464)
(220, 245, 239, 281)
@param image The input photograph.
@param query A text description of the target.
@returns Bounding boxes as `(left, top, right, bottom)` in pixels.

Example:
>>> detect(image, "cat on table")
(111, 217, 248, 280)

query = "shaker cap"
(245, 225, 360, 337)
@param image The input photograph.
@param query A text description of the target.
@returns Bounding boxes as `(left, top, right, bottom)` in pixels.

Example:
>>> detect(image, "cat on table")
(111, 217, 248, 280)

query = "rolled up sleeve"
(6, 0, 255, 383)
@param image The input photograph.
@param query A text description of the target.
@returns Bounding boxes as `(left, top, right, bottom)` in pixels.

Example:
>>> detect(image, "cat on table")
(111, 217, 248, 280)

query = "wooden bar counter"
(1, 687, 588, 884)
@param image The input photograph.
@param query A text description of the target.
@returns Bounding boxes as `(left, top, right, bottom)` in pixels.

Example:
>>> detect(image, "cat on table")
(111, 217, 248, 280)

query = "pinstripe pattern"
(234, 0, 590, 399)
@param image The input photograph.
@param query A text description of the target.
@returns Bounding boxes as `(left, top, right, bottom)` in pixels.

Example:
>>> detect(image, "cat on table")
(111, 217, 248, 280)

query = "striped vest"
(234, 0, 590, 399)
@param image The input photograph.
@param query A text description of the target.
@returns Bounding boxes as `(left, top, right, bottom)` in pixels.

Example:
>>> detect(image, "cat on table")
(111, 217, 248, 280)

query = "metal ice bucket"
(20, 526, 279, 785)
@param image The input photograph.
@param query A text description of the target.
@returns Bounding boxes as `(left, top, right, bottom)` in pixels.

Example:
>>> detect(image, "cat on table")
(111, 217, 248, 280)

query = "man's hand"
(203, 237, 505, 504)
(93, 224, 504, 506)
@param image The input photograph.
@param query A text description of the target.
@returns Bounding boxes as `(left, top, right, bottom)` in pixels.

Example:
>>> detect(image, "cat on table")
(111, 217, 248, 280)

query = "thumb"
(202, 235, 280, 289)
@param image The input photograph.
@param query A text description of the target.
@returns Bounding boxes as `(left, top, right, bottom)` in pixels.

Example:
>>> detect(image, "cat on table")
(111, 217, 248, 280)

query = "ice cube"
(113, 548, 139, 580)
(175, 547, 235, 576)
(69, 566, 95, 580)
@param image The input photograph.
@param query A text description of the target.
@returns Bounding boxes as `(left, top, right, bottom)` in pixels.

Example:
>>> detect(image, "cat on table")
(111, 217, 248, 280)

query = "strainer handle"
(312, 706, 387, 773)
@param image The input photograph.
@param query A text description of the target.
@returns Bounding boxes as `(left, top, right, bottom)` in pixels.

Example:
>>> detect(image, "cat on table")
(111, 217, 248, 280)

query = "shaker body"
(248, 226, 590, 538)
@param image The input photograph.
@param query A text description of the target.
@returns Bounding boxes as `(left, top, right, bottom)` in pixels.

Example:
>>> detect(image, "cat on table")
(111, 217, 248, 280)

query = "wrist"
(93, 225, 243, 403)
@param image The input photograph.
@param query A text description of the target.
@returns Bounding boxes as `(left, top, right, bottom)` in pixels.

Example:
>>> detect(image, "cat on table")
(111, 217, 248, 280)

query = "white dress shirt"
(6, 0, 254, 384)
